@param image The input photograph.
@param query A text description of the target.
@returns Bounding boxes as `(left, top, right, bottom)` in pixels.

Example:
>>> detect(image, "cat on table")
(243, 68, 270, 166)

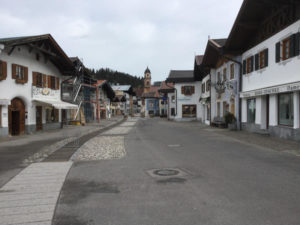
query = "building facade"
(0, 35, 77, 137)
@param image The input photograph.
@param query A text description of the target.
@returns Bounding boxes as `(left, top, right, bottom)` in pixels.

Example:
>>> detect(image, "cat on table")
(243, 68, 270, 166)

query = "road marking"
(168, 144, 181, 147)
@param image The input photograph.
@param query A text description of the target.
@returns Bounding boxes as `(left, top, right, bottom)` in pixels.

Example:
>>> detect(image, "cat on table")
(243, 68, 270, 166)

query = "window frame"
(247, 98, 256, 124)
(0, 60, 3, 77)
(278, 92, 294, 127)
(183, 86, 194, 96)
(206, 80, 210, 92)
(182, 104, 196, 118)
(16, 65, 25, 80)
(223, 68, 227, 81)
(36, 73, 43, 88)
(259, 51, 266, 69)
(246, 57, 253, 74)
(0, 105, 2, 127)
(217, 72, 221, 83)
(50, 76, 56, 90)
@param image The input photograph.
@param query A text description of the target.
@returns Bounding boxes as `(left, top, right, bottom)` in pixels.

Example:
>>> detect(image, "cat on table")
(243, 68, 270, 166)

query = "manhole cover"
(153, 169, 180, 176)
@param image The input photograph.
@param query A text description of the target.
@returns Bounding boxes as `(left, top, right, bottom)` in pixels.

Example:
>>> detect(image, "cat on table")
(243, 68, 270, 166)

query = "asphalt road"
(53, 118, 300, 225)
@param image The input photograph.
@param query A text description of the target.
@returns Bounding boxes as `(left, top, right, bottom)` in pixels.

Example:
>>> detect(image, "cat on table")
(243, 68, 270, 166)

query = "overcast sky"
(0, 0, 243, 82)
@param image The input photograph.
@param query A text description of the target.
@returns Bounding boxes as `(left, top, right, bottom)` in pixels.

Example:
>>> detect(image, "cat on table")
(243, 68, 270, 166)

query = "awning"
(33, 99, 78, 109)
(0, 99, 10, 105)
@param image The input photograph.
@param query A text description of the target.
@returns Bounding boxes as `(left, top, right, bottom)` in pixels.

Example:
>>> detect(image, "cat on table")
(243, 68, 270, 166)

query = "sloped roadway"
(53, 118, 300, 225)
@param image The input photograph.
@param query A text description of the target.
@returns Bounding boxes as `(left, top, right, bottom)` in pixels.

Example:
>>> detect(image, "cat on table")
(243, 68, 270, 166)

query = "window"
(223, 102, 228, 117)
(223, 68, 227, 81)
(16, 65, 25, 80)
(50, 76, 56, 89)
(278, 93, 294, 126)
(230, 64, 234, 80)
(36, 73, 43, 88)
(171, 108, 175, 116)
(247, 99, 256, 123)
(171, 95, 175, 103)
(259, 51, 266, 69)
(0, 106, 2, 126)
(202, 83, 205, 93)
(282, 38, 291, 60)
(46, 108, 59, 123)
(217, 102, 220, 117)
(182, 105, 196, 118)
(217, 72, 221, 82)
(206, 80, 210, 92)
(181, 86, 194, 96)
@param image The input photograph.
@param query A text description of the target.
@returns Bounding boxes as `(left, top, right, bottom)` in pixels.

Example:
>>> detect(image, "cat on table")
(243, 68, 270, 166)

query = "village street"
(49, 118, 300, 225)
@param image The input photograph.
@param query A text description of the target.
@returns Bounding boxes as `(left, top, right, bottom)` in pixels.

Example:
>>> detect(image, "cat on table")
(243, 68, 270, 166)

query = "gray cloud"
(0, 0, 243, 81)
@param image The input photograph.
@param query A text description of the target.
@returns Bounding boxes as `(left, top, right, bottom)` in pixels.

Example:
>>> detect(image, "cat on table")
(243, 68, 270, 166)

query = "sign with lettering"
(240, 82, 300, 98)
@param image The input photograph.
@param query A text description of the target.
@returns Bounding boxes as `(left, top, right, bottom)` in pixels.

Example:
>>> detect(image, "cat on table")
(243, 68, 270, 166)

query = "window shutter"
(181, 86, 184, 94)
(12, 64, 17, 79)
(254, 54, 259, 70)
(48, 76, 51, 88)
(191, 86, 195, 94)
(1, 61, 7, 80)
(43, 74, 47, 87)
(32, 72, 37, 86)
(265, 49, 268, 67)
(296, 32, 300, 56)
(290, 34, 296, 57)
(24, 67, 28, 83)
(56, 77, 59, 90)
(250, 56, 254, 72)
(275, 42, 281, 62)
(242, 60, 246, 74)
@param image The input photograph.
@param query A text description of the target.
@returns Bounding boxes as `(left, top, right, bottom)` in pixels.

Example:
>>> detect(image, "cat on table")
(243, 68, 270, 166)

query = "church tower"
(144, 67, 151, 93)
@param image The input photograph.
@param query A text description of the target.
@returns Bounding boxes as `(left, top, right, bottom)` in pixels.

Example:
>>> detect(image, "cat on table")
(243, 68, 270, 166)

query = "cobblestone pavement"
(0, 162, 72, 225)
(71, 136, 126, 161)
(70, 117, 139, 161)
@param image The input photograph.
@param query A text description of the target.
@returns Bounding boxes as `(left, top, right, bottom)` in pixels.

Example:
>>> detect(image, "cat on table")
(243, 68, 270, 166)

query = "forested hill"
(89, 68, 144, 88)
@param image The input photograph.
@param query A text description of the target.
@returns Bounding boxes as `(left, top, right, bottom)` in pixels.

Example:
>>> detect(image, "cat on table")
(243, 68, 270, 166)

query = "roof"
(142, 86, 160, 98)
(195, 55, 204, 66)
(153, 81, 162, 87)
(133, 87, 144, 98)
(225, 0, 300, 53)
(202, 38, 227, 68)
(158, 81, 174, 94)
(166, 70, 195, 83)
(0, 34, 74, 75)
(111, 85, 131, 91)
(97, 80, 115, 99)
(145, 67, 151, 74)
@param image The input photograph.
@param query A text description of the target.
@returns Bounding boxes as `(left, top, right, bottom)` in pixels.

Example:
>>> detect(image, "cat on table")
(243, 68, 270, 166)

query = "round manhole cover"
(153, 169, 179, 176)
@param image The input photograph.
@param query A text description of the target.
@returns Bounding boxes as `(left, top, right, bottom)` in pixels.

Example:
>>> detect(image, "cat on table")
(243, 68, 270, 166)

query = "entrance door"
(11, 111, 20, 135)
(266, 95, 269, 129)
(9, 98, 25, 136)
(36, 106, 43, 131)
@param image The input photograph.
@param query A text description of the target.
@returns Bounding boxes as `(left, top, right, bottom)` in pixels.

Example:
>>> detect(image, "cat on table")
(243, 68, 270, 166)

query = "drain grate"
(153, 169, 179, 176)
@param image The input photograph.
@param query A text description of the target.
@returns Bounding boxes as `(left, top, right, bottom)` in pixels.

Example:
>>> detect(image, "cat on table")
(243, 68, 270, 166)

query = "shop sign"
(240, 82, 300, 98)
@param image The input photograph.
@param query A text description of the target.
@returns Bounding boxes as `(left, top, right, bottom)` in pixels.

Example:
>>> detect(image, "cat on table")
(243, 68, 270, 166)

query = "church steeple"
(144, 67, 151, 93)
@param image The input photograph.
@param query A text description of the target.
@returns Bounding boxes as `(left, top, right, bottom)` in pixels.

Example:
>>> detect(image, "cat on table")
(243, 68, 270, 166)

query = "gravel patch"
(71, 136, 126, 161)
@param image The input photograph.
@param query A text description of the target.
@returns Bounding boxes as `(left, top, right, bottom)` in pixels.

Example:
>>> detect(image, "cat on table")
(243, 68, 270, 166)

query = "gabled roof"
(142, 86, 160, 98)
(202, 38, 227, 68)
(133, 87, 144, 98)
(158, 81, 174, 94)
(96, 80, 115, 99)
(225, 0, 300, 53)
(166, 70, 195, 83)
(0, 34, 74, 75)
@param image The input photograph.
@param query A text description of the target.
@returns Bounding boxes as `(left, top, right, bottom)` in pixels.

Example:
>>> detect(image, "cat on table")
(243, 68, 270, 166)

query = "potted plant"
(224, 112, 237, 130)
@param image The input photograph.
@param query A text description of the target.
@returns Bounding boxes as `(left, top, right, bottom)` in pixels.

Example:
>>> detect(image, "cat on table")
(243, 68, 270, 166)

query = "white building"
(166, 70, 203, 121)
(0, 34, 77, 136)
(225, 0, 300, 140)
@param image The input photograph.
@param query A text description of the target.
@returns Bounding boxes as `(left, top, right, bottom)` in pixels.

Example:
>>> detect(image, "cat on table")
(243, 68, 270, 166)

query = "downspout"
(220, 54, 242, 130)
(209, 73, 212, 125)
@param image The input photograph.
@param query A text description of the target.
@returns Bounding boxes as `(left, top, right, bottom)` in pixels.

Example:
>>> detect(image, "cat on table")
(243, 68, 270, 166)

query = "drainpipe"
(220, 54, 242, 130)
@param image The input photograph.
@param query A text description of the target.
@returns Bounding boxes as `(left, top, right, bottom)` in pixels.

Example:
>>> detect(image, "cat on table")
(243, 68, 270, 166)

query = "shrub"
(224, 112, 236, 125)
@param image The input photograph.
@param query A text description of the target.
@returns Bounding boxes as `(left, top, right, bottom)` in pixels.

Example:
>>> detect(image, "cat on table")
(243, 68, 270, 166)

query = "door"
(62, 109, 67, 124)
(12, 111, 20, 135)
(36, 106, 43, 131)
(9, 98, 25, 136)
(266, 95, 269, 129)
